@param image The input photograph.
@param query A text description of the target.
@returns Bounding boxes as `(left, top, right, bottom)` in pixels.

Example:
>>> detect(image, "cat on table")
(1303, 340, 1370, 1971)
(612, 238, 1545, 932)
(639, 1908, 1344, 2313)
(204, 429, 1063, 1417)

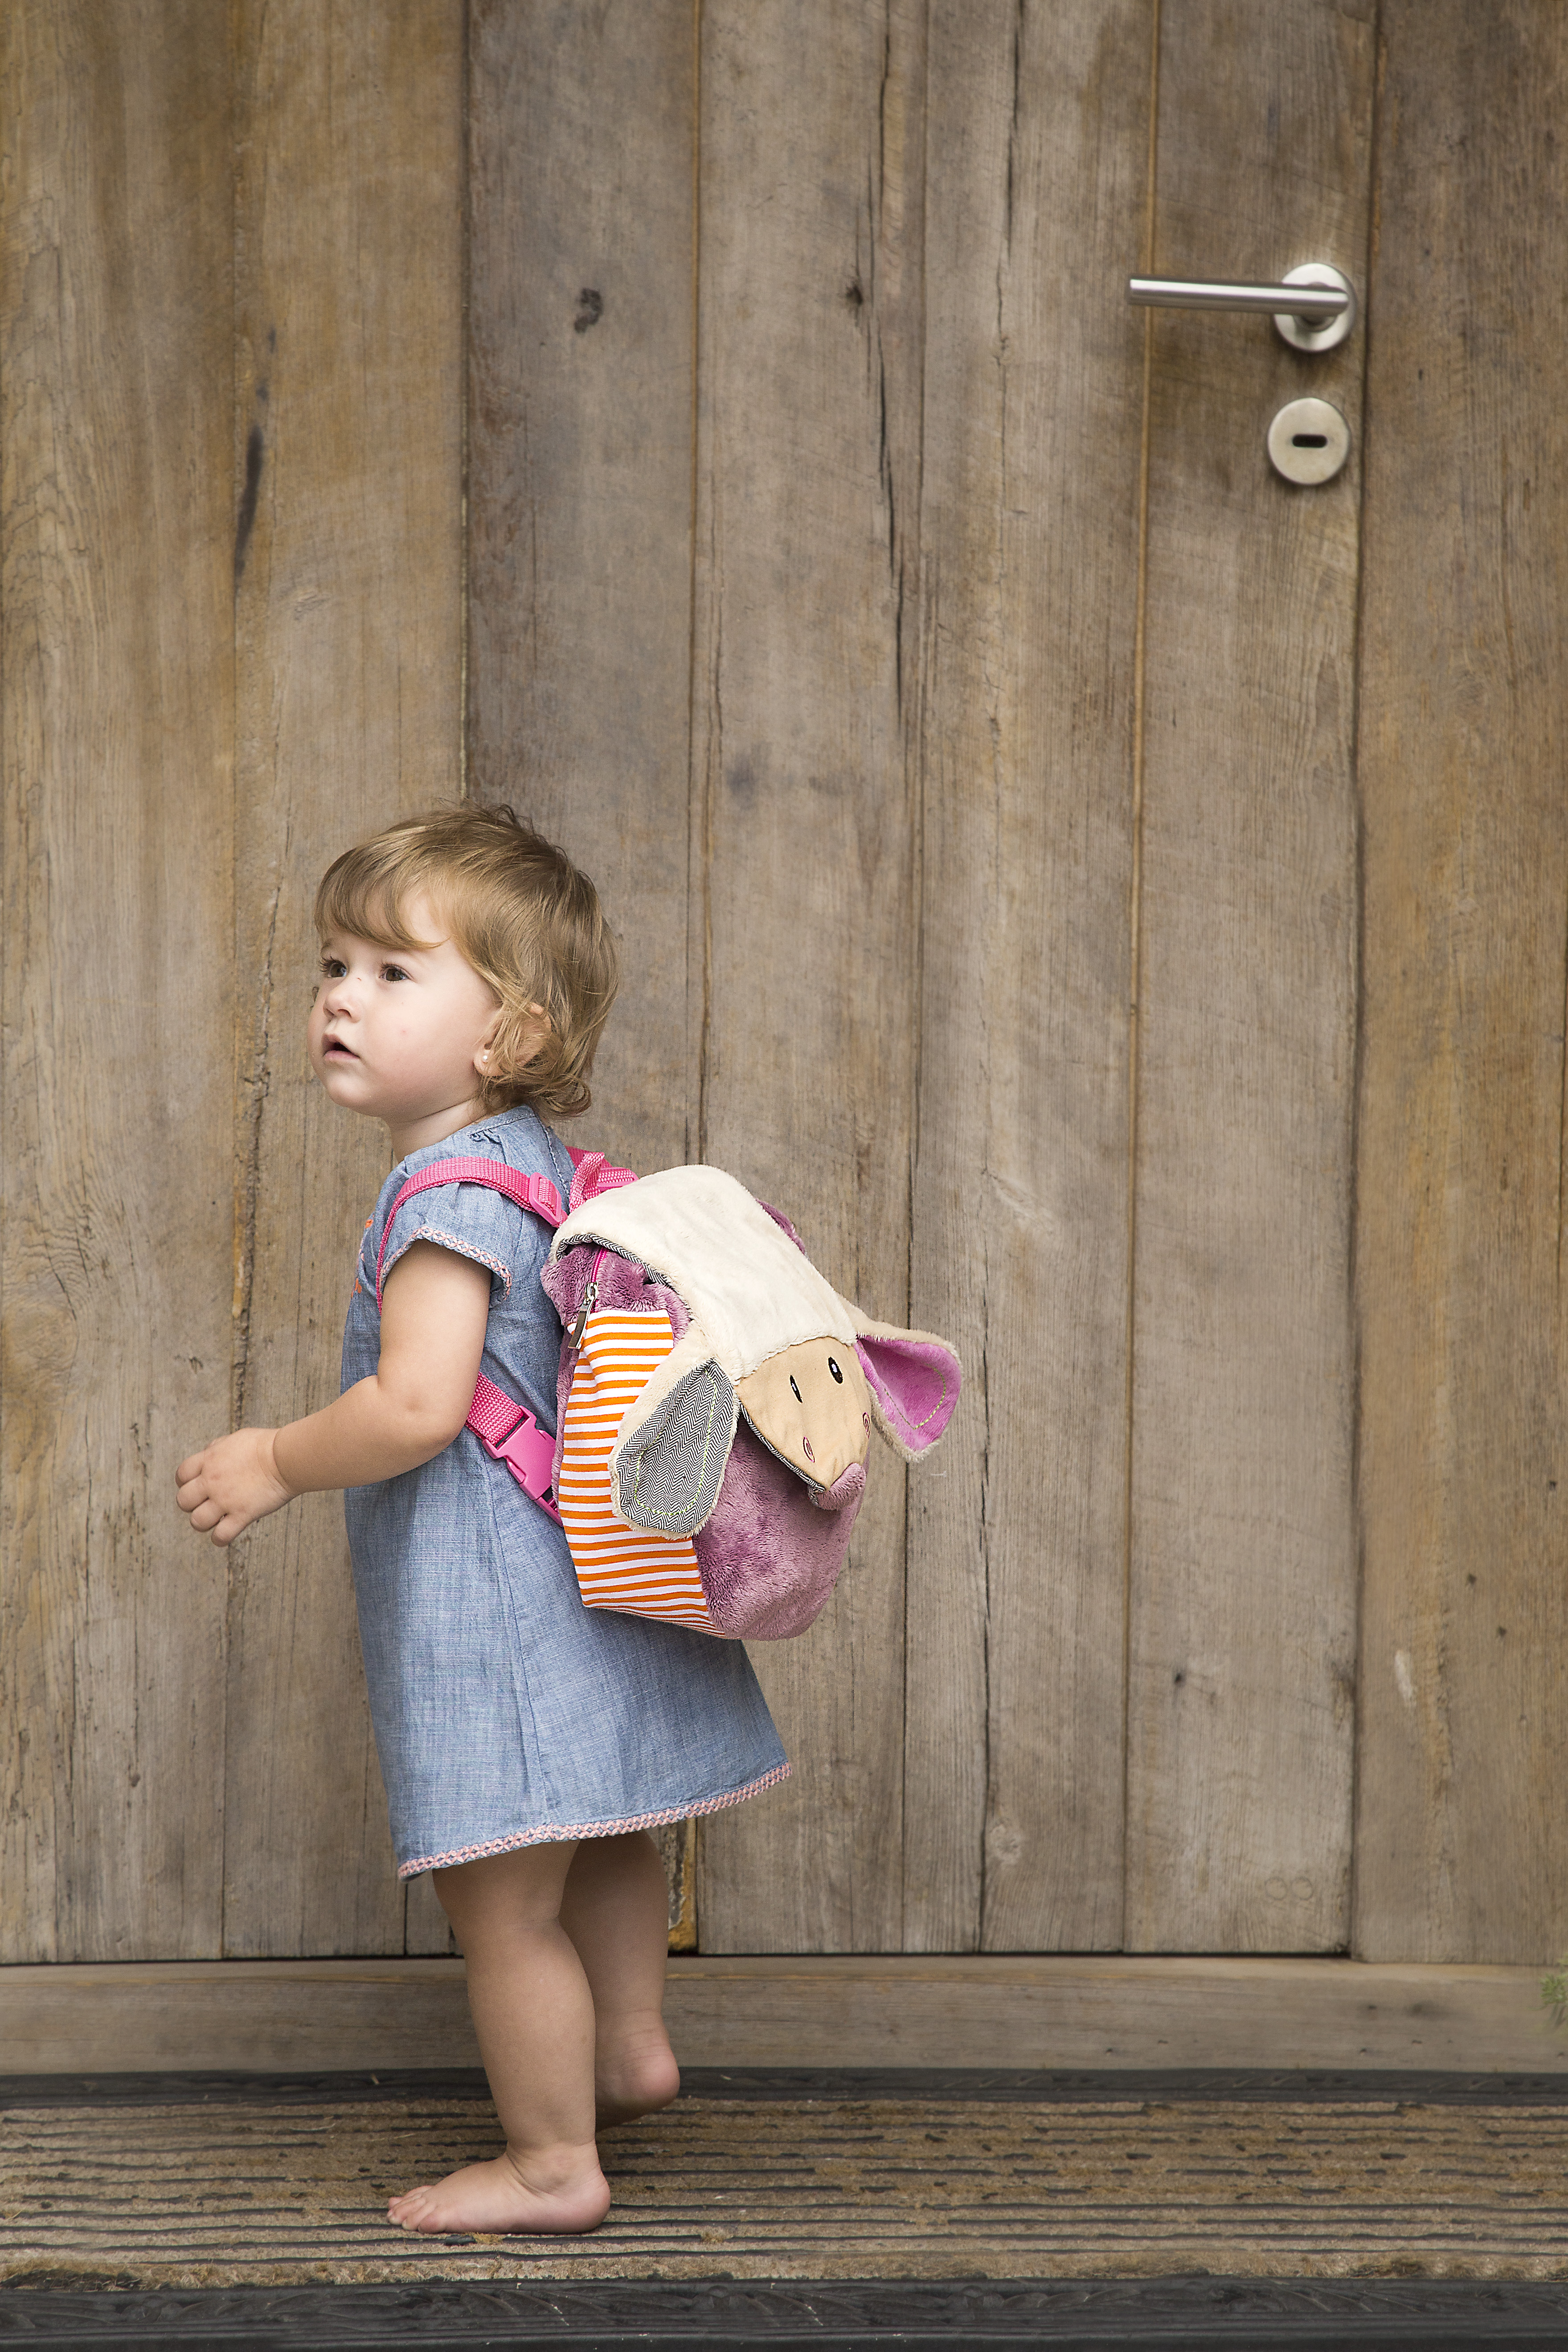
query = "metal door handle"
(1127, 262, 1356, 351)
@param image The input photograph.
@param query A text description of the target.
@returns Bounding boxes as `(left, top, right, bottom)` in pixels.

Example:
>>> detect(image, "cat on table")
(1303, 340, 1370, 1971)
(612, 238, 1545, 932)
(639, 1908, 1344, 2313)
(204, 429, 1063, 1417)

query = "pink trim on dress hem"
(397, 1760, 792, 1878)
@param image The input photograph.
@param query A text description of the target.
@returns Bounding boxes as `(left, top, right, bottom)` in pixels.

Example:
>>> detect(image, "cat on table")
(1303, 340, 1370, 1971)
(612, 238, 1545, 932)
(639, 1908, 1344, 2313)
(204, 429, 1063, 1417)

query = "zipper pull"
(565, 1280, 598, 1351)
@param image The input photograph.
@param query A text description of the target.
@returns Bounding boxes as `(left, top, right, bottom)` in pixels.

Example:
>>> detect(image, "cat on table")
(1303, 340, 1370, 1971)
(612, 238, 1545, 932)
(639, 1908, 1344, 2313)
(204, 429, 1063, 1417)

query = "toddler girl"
(177, 805, 787, 2235)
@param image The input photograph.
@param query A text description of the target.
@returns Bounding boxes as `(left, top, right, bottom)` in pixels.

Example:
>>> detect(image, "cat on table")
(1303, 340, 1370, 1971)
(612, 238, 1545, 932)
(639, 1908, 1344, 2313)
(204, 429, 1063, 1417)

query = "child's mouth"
(323, 1037, 356, 1060)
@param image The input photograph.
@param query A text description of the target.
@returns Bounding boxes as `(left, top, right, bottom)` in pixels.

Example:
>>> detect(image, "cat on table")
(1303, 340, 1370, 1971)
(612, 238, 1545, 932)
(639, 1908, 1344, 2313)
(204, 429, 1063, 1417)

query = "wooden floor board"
(6, 2091, 1568, 2285)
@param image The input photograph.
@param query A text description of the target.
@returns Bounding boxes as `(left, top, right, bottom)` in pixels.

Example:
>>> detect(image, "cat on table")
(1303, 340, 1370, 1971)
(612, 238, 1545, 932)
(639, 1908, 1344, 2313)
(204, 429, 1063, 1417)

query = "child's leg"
(559, 1830, 682, 2127)
(388, 1841, 610, 2236)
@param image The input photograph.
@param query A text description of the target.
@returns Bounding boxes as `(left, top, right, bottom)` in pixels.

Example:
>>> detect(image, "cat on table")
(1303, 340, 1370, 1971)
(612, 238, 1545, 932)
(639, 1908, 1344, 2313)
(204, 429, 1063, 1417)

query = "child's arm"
(176, 1242, 493, 1548)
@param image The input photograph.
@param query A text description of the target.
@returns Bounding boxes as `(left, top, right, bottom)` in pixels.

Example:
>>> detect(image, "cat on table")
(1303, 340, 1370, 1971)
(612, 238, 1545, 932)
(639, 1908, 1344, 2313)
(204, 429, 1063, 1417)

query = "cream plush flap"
(550, 1166, 858, 1372)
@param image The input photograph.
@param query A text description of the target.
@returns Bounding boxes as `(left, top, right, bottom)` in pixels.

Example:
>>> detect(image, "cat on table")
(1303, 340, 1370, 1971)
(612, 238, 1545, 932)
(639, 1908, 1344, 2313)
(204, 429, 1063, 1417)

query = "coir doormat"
(5, 2070, 1568, 2344)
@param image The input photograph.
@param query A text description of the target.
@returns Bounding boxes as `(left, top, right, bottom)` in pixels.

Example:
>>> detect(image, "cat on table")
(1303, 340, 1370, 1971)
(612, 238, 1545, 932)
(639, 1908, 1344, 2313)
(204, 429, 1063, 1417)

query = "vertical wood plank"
(691, 0, 926, 1954)
(1354, 2, 1568, 1963)
(1124, 0, 1373, 1951)
(467, 0, 697, 1183)
(903, 0, 1148, 1952)
(0, 1, 234, 1961)
(222, 0, 464, 1957)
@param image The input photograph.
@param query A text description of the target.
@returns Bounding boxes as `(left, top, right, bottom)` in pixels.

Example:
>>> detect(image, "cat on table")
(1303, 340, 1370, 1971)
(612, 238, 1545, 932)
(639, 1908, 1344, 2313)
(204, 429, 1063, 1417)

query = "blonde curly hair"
(314, 804, 618, 1120)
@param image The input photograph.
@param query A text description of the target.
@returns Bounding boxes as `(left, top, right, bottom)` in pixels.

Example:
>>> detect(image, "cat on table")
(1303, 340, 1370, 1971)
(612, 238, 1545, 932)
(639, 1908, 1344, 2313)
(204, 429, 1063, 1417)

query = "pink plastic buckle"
(478, 1405, 563, 1525)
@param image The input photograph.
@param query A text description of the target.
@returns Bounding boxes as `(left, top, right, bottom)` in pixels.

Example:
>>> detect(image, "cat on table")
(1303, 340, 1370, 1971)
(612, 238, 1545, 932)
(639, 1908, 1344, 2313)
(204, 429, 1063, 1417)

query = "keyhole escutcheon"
(1268, 397, 1351, 486)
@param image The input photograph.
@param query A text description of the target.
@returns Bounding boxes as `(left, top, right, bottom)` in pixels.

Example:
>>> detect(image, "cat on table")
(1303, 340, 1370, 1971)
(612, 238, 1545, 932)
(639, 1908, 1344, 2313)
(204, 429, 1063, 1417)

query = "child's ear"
(473, 1002, 507, 1080)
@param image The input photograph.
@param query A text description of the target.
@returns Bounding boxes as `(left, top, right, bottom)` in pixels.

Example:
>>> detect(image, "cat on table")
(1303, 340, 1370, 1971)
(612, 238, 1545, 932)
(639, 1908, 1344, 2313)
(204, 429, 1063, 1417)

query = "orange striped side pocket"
(557, 1310, 715, 1631)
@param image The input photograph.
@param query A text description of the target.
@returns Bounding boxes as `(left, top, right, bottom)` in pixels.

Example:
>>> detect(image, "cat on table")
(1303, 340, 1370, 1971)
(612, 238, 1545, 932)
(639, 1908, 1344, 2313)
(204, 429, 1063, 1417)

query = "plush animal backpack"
(378, 1151, 962, 1640)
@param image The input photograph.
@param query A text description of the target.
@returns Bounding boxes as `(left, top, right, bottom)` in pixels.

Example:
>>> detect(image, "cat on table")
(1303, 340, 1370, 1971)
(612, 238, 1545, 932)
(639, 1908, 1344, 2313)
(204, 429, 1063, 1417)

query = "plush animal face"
(735, 1336, 872, 1492)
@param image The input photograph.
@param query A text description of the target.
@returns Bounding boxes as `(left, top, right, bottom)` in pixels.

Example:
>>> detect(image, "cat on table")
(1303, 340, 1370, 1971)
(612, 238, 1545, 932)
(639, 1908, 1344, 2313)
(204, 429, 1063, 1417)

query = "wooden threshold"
(2, 1955, 1562, 2076)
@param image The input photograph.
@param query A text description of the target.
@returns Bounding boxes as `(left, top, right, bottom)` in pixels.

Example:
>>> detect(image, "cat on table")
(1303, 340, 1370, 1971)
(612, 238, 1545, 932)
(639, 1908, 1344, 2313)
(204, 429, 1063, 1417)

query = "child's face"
(308, 892, 503, 1154)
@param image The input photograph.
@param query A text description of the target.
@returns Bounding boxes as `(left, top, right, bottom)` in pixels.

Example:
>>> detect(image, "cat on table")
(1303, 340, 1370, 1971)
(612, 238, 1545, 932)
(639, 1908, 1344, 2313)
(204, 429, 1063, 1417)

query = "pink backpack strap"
(566, 1146, 639, 1213)
(372, 1146, 637, 1526)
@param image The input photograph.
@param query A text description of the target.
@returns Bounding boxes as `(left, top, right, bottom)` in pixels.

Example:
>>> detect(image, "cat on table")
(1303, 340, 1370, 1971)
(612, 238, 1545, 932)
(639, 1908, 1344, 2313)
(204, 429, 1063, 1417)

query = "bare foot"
(595, 2033, 681, 2130)
(388, 2145, 610, 2236)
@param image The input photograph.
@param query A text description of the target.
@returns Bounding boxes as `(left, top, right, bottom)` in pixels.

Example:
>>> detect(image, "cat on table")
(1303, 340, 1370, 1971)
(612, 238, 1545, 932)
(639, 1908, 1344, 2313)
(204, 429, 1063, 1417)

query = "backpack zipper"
(564, 1249, 609, 1350)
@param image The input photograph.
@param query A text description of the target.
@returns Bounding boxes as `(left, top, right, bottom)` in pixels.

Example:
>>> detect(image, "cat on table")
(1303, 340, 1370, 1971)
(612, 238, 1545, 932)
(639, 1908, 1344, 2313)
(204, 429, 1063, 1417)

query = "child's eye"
(320, 957, 347, 979)
(381, 964, 410, 983)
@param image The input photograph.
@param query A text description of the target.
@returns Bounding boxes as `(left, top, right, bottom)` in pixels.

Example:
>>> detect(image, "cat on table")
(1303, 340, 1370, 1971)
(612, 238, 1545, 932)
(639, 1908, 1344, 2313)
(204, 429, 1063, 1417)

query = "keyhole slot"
(1290, 432, 1329, 448)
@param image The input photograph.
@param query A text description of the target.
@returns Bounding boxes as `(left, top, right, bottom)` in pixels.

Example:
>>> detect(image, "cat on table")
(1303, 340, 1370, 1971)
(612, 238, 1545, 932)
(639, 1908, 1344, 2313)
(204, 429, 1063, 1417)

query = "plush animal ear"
(609, 1335, 739, 1536)
(852, 1318, 962, 1460)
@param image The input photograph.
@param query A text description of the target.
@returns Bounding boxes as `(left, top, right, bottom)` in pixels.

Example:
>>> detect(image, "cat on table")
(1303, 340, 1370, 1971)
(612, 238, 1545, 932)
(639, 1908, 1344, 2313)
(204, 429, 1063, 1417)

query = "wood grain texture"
(690, 0, 926, 1954)
(1353, 4, 1568, 1963)
(0, 2, 234, 1960)
(6, 1955, 1562, 2075)
(1123, 0, 1374, 1952)
(902, 0, 1148, 1954)
(467, 0, 697, 1183)
(222, 0, 464, 1958)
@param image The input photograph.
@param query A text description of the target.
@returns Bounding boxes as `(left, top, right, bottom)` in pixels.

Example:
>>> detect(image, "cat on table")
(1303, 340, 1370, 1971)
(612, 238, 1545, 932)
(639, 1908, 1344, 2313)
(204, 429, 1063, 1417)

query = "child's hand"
(176, 1430, 294, 1547)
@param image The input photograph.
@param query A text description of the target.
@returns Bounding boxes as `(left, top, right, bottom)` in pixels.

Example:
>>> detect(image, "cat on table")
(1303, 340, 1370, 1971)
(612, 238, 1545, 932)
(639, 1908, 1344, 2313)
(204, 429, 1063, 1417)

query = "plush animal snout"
(812, 1460, 866, 1513)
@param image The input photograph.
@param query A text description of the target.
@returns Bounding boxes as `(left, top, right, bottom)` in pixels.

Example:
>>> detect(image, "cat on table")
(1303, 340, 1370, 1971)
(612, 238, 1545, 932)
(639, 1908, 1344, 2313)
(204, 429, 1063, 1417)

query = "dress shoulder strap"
(374, 1157, 567, 1308)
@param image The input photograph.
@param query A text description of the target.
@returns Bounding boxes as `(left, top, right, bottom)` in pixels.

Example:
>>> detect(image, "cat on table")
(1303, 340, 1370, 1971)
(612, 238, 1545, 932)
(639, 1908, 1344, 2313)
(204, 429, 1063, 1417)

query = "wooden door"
(5, 0, 1566, 1972)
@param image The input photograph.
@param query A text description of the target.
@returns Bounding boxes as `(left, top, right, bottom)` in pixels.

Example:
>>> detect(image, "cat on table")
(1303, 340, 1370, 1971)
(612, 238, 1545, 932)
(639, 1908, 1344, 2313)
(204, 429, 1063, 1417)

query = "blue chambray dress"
(342, 1105, 789, 1878)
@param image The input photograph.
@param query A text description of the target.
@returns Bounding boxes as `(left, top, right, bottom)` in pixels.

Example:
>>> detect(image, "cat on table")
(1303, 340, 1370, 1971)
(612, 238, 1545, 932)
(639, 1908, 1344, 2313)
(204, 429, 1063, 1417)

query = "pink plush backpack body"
(541, 1166, 962, 1638)
(379, 1153, 962, 1640)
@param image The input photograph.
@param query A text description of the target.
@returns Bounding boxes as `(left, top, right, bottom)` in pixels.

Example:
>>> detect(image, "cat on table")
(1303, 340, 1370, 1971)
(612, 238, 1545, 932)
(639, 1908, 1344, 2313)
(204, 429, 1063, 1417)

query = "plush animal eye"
(790, 1376, 802, 1402)
(827, 1357, 843, 1383)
